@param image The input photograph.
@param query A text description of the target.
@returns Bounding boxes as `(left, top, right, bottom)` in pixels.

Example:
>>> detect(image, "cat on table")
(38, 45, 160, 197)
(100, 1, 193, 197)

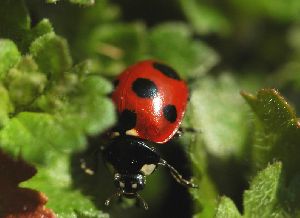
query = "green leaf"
(22, 156, 109, 217)
(179, 0, 231, 35)
(148, 23, 219, 79)
(5, 56, 47, 107)
(22, 19, 54, 52)
(216, 162, 289, 218)
(244, 162, 286, 217)
(190, 74, 249, 158)
(230, 0, 300, 21)
(0, 85, 13, 127)
(0, 39, 21, 79)
(0, 0, 30, 43)
(215, 197, 241, 218)
(85, 23, 147, 76)
(30, 33, 72, 78)
(0, 112, 85, 165)
(61, 75, 116, 136)
(241, 89, 300, 179)
(69, 0, 95, 5)
(46, 0, 95, 6)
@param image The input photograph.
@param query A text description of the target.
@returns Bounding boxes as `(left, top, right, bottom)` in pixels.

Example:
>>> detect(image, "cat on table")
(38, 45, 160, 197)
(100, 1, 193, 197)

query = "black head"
(103, 135, 161, 209)
(105, 172, 148, 209)
(114, 173, 145, 196)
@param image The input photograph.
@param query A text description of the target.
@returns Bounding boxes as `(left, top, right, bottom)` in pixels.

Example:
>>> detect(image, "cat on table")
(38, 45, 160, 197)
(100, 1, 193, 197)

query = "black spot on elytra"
(132, 78, 158, 98)
(118, 109, 137, 132)
(153, 62, 180, 80)
(163, 105, 177, 123)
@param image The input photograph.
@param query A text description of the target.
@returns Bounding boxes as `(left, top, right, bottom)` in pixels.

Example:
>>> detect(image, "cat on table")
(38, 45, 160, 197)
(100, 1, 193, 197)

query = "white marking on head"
(140, 164, 156, 176)
(132, 183, 138, 189)
(125, 129, 139, 136)
(119, 182, 125, 188)
(111, 132, 120, 138)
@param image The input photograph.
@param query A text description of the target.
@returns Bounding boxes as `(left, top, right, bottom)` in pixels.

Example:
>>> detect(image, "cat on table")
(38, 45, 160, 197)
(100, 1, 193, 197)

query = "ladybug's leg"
(80, 148, 101, 175)
(80, 158, 95, 175)
(173, 127, 198, 139)
(136, 193, 149, 210)
(105, 190, 122, 206)
(158, 159, 198, 188)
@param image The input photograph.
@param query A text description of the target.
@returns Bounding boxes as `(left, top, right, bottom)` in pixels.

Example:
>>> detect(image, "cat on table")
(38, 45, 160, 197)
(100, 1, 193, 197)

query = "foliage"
(1, 0, 300, 217)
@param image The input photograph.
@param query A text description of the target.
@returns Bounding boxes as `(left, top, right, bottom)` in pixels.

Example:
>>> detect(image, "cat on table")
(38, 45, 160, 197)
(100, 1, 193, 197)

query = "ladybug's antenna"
(136, 193, 149, 210)
(158, 159, 198, 188)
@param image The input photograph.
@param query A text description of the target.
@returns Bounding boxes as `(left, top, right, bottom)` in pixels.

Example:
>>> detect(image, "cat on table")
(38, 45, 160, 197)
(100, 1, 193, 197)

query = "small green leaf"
(215, 197, 241, 218)
(241, 89, 300, 178)
(5, 56, 47, 107)
(148, 23, 219, 79)
(179, 0, 231, 35)
(22, 19, 54, 51)
(242, 89, 296, 131)
(0, 39, 21, 79)
(62, 75, 115, 135)
(215, 162, 288, 218)
(244, 162, 286, 217)
(61, 87, 116, 136)
(30, 33, 72, 78)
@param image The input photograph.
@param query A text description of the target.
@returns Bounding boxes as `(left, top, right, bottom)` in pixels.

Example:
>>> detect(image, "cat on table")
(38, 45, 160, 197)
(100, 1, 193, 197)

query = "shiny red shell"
(111, 60, 189, 144)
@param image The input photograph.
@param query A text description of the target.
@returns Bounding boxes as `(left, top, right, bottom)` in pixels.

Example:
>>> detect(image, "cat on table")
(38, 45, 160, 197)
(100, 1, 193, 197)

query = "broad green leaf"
(0, 112, 85, 165)
(190, 74, 249, 158)
(30, 33, 72, 78)
(215, 197, 241, 218)
(0, 39, 21, 79)
(148, 23, 219, 79)
(179, 0, 231, 35)
(5, 56, 47, 107)
(0, 0, 30, 44)
(241, 89, 300, 179)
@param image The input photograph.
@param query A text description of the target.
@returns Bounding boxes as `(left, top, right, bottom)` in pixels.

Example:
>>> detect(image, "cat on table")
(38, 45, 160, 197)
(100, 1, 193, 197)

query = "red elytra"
(111, 60, 189, 144)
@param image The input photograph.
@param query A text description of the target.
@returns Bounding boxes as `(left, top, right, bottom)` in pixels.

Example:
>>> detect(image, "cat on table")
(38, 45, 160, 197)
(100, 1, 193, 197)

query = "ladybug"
(81, 60, 197, 209)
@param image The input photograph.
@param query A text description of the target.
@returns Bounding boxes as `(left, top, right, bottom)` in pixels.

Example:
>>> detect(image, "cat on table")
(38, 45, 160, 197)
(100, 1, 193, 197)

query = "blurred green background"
(2, 0, 300, 217)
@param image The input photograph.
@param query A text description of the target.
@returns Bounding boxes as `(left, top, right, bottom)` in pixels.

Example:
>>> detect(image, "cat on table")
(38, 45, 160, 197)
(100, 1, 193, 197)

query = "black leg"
(158, 159, 198, 188)
(105, 190, 122, 206)
(80, 148, 101, 175)
(173, 127, 199, 139)
(136, 193, 149, 210)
